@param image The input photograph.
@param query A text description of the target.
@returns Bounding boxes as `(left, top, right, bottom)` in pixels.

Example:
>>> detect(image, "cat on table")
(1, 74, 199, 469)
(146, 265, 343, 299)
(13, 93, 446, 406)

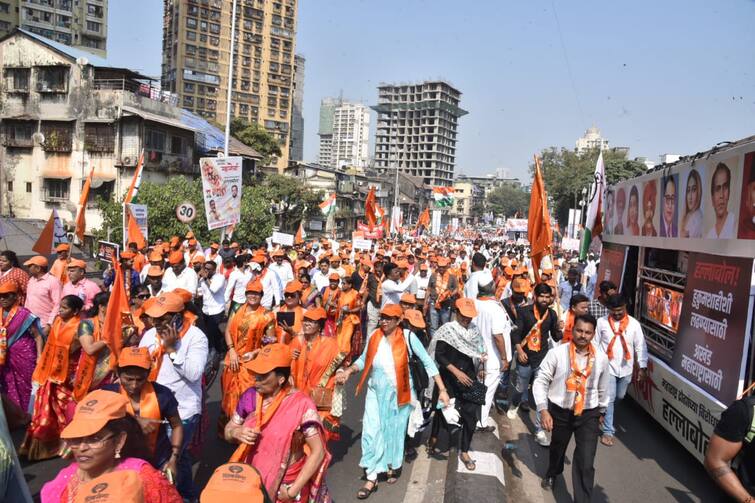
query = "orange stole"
(148, 311, 198, 382)
(355, 329, 411, 406)
(562, 311, 575, 343)
(72, 318, 102, 401)
(121, 382, 161, 454)
(290, 335, 340, 394)
(229, 386, 291, 463)
(31, 316, 80, 385)
(336, 289, 360, 354)
(322, 288, 340, 318)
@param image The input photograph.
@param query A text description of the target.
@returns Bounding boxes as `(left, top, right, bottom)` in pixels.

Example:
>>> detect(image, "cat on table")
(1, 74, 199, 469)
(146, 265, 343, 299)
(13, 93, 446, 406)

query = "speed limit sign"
(176, 201, 197, 223)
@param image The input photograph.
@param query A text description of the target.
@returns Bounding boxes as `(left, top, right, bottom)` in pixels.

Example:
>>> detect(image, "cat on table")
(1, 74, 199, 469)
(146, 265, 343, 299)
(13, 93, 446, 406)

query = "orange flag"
(365, 187, 377, 229)
(417, 208, 430, 228)
(528, 155, 553, 283)
(103, 260, 131, 370)
(126, 209, 146, 249)
(75, 167, 94, 242)
(294, 221, 305, 244)
(32, 209, 56, 255)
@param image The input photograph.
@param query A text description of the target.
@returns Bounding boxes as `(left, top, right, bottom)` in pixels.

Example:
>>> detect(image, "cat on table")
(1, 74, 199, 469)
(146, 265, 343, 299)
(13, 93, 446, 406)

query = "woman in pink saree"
(224, 343, 331, 503)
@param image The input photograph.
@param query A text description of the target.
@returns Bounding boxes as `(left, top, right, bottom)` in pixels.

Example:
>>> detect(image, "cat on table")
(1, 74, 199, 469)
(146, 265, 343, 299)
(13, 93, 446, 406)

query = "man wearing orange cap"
(103, 347, 184, 477)
(206, 243, 223, 268)
(49, 243, 71, 283)
(140, 250, 165, 284)
(61, 259, 101, 310)
(145, 266, 165, 297)
(162, 251, 198, 298)
(269, 249, 294, 287)
(24, 255, 62, 334)
(184, 238, 203, 265)
(104, 251, 141, 296)
(426, 257, 459, 336)
(139, 292, 208, 499)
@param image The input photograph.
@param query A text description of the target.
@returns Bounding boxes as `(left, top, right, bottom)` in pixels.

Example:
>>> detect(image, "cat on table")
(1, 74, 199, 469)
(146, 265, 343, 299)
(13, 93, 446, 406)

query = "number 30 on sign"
(176, 202, 197, 223)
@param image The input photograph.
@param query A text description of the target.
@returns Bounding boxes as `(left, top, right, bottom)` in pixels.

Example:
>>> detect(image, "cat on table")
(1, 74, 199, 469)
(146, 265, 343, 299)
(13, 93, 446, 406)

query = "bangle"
(439, 388, 447, 393)
(228, 343, 235, 349)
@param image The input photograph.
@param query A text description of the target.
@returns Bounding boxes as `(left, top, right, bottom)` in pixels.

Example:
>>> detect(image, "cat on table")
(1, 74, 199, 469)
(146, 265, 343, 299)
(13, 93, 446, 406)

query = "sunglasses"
(136, 294, 150, 300)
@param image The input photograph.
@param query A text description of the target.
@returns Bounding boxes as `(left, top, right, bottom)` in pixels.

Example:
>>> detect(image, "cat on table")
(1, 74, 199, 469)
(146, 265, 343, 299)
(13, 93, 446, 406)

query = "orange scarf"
(434, 271, 453, 309)
(355, 329, 411, 406)
(72, 317, 104, 401)
(607, 315, 631, 361)
(121, 382, 161, 454)
(229, 386, 291, 463)
(32, 315, 80, 384)
(229, 304, 274, 353)
(565, 342, 595, 416)
(562, 311, 575, 343)
(0, 305, 19, 366)
(148, 311, 198, 381)
(322, 287, 340, 317)
(521, 306, 548, 352)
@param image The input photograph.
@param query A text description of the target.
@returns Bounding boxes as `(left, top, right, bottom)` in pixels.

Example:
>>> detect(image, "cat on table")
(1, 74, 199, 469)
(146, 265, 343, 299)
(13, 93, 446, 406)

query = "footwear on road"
(535, 430, 550, 447)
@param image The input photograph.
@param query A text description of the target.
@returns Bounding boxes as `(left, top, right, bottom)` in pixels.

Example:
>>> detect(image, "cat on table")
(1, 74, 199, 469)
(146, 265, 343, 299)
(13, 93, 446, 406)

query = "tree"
(486, 184, 531, 218)
(532, 147, 646, 229)
(230, 118, 282, 166)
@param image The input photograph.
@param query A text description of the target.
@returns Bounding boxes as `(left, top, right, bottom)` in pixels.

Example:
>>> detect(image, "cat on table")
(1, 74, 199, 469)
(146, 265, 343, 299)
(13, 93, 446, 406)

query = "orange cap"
(147, 265, 164, 277)
(0, 282, 18, 294)
(251, 253, 266, 265)
(143, 292, 185, 318)
(68, 259, 87, 270)
(168, 251, 184, 265)
(504, 266, 515, 276)
(419, 263, 428, 271)
(118, 346, 151, 370)
(188, 238, 198, 246)
(60, 390, 129, 439)
(404, 309, 426, 329)
(328, 273, 340, 281)
(245, 280, 263, 294)
(200, 463, 264, 503)
(455, 298, 478, 318)
(511, 278, 529, 294)
(186, 231, 195, 239)
(436, 257, 450, 267)
(169, 236, 180, 246)
(284, 280, 302, 294)
(55, 243, 71, 252)
(24, 256, 48, 268)
(191, 255, 206, 265)
(245, 343, 292, 374)
(360, 257, 373, 269)
(172, 288, 194, 304)
(380, 304, 404, 318)
(120, 250, 135, 260)
(74, 470, 144, 503)
(272, 250, 285, 258)
(303, 307, 327, 321)
(400, 292, 416, 304)
(148, 251, 163, 262)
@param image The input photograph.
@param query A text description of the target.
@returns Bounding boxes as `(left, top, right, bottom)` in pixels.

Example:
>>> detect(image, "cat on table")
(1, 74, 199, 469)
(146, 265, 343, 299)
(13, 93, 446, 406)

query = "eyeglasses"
(67, 433, 115, 449)
(379, 316, 398, 322)
(136, 294, 150, 300)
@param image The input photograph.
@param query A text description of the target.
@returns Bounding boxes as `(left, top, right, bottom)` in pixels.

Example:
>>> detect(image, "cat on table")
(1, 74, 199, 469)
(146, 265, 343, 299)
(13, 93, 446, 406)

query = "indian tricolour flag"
(580, 151, 605, 260)
(319, 192, 336, 216)
(432, 186, 454, 208)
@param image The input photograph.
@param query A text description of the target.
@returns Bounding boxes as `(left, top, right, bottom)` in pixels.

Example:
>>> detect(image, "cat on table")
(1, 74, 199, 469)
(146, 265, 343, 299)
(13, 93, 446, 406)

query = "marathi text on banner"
(199, 156, 243, 230)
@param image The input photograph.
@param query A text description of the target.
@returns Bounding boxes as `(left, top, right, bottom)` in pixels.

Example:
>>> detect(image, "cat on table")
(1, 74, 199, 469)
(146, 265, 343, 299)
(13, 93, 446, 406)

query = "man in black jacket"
(507, 282, 562, 447)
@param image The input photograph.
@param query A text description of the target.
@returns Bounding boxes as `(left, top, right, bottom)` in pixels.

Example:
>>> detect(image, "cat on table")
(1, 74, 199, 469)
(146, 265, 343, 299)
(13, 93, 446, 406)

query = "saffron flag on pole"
(75, 167, 94, 243)
(102, 259, 131, 369)
(123, 150, 145, 204)
(432, 186, 454, 208)
(364, 187, 378, 229)
(415, 207, 431, 235)
(33, 208, 68, 255)
(580, 151, 605, 260)
(294, 221, 306, 244)
(319, 192, 336, 216)
(527, 155, 553, 283)
(126, 209, 147, 250)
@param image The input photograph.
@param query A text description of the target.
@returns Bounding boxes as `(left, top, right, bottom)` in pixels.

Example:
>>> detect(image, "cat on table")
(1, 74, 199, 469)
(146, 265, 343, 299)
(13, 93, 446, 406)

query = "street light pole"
(223, 0, 238, 158)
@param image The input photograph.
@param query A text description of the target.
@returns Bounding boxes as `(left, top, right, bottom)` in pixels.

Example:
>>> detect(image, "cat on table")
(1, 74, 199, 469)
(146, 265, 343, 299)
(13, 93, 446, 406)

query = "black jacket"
(511, 304, 562, 369)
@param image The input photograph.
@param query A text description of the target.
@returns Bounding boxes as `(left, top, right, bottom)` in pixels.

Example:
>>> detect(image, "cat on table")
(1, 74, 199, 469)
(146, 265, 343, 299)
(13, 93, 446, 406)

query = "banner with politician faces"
(603, 139, 755, 258)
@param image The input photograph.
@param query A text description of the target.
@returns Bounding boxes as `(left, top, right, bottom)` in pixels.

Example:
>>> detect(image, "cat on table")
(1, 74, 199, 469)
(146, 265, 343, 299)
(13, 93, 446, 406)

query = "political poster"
(670, 252, 753, 404)
(595, 242, 628, 296)
(97, 241, 119, 263)
(271, 232, 294, 246)
(199, 156, 242, 230)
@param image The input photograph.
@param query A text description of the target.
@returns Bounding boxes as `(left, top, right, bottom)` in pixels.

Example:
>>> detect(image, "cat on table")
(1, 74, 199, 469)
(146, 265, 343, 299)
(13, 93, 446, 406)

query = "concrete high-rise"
(0, 0, 108, 56)
(317, 97, 370, 169)
(289, 54, 304, 161)
(372, 80, 466, 186)
(161, 0, 298, 172)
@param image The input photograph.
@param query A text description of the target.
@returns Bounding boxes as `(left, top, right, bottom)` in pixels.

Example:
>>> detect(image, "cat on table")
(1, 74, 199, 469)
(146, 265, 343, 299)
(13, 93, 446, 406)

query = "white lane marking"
(457, 450, 505, 486)
(403, 449, 434, 503)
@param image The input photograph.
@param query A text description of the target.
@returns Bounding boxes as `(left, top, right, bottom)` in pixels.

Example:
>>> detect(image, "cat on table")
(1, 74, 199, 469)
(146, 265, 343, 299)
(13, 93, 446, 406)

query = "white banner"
(561, 237, 580, 251)
(431, 210, 442, 236)
(271, 231, 294, 246)
(126, 203, 149, 242)
(352, 238, 372, 251)
(199, 156, 242, 230)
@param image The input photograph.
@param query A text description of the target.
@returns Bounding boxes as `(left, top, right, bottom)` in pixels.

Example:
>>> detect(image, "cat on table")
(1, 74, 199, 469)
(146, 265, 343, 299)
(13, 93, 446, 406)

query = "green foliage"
(533, 148, 646, 228)
(486, 184, 531, 218)
(230, 118, 282, 166)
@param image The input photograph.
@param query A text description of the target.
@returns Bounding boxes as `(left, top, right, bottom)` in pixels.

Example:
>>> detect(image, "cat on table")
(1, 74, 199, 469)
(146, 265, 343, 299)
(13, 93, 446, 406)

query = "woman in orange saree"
(276, 280, 304, 344)
(224, 343, 331, 503)
(335, 276, 362, 361)
(290, 307, 345, 443)
(220, 280, 275, 428)
(20, 294, 85, 460)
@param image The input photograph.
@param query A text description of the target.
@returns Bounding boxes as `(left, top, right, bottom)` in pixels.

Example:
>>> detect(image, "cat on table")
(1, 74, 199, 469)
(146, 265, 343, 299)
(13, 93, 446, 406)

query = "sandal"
(460, 453, 476, 471)
(600, 435, 614, 447)
(357, 481, 378, 499)
(386, 470, 398, 484)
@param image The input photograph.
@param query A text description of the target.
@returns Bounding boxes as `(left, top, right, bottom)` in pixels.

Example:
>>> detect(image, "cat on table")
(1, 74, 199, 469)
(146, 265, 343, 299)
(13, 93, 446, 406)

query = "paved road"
(16, 373, 726, 503)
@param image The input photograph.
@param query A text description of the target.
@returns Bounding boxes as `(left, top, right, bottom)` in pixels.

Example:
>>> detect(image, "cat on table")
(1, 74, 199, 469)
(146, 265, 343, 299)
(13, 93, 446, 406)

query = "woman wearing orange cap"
(276, 281, 304, 344)
(224, 344, 330, 503)
(220, 281, 275, 428)
(335, 276, 362, 359)
(336, 304, 450, 497)
(41, 389, 182, 503)
(0, 281, 43, 419)
(21, 295, 85, 460)
(290, 307, 346, 443)
(321, 274, 341, 338)
(0, 250, 29, 305)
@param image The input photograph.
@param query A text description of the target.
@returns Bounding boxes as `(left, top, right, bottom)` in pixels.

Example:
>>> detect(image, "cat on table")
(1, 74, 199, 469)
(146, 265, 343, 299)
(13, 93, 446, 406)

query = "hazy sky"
(109, 0, 755, 181)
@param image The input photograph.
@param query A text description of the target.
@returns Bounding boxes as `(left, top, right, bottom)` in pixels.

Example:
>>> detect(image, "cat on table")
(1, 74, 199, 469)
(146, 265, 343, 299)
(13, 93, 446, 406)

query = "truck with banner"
(599, 134, 755, 463)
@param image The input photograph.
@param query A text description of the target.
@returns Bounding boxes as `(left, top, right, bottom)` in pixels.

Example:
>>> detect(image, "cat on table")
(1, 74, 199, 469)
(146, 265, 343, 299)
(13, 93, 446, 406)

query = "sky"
(109, 0, 755, 181)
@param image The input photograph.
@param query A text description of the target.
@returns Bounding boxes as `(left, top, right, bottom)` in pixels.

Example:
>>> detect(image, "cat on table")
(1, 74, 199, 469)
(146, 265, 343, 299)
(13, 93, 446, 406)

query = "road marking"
(456, 450, 505, 486)
(403, 448, 433, 503)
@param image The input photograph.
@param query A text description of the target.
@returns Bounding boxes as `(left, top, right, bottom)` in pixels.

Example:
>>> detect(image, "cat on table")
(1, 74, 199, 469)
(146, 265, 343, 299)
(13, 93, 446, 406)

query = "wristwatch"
(168, 351, 177, 361)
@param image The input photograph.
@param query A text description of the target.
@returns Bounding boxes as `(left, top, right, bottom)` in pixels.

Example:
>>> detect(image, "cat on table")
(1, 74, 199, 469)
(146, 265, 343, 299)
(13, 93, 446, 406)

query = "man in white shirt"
(414, 263, 431, 311)
(255, 255, 282, 310)
(224, 255, 253, 313)
(464, 252, 489, 299)
(198, 260, 226, 355)
(139, 292, 208, 500)
(381, 262, 415, 307)
(594, 294, 648, 446)
(162, 251, 198, 297)
(534, 313, 609, 499)
(269, 250, 294, 286)
(473, 274, 512, 430)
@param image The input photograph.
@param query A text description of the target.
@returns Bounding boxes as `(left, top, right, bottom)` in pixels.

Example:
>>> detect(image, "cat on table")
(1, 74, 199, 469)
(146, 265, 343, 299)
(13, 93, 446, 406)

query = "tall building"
(575, 126, 609, 154)
(161, 0, 298, 171)
(317, 97, 370, 169)
(372, 80, 467, 186)
(288, 53, 304, 161)
(0, 0, 108, 57)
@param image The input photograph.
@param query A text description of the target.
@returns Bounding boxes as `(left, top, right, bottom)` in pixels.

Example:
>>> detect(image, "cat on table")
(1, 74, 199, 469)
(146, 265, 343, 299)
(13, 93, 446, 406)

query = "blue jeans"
(429, 305, 451, 336)
(602, 374, 631, 437)
(509, 364, 542, 433)
(168, 414, 200, 500)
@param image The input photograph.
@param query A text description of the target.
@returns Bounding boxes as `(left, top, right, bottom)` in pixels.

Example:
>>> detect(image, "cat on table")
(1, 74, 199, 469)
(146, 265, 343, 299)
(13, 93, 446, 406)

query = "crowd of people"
(0, 233, 651, 503)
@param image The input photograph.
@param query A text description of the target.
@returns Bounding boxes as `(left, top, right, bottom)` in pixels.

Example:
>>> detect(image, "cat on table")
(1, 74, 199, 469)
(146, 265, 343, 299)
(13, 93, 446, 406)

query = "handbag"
(405, 330, 429, 397)
(310, 386, 333, 411)
(460, 379, 487, 406)
(331, 385, 344, 417)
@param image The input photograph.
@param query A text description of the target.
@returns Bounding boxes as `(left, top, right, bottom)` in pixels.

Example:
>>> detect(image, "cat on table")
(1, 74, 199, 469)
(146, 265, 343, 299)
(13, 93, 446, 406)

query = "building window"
(84, 123, 115, 152)
(185, 44, 196, 55)
(183, 96, 194, 107)
(184, 82, 195, 93)
(36, 66, 68, 93)
(87, 3, 104, 17)
(6, 181, 12, 192)
(86, 20, 100, 32)
(88, 181, 114, 205)
(170, 136, 183, 155)
(186, 17, 197, 29)
(210, 36, 219, 46)
(26, 182, 32, 193)
(209, 23, 220, 34)
(41, 122, 73, 152)
(145, 129, 166, 152)
(200, 21, 208, 31)
(186, 30, 197, 41)
(42, 179, 70, 202)
(0, 2, 9, 14)
(2, 121, 35, 148)
(4, 67, 30, 92)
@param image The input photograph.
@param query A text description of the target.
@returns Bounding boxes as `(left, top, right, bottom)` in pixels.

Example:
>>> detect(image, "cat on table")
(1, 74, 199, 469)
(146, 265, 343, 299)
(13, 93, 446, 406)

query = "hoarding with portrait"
(199, 156, 243, 230)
